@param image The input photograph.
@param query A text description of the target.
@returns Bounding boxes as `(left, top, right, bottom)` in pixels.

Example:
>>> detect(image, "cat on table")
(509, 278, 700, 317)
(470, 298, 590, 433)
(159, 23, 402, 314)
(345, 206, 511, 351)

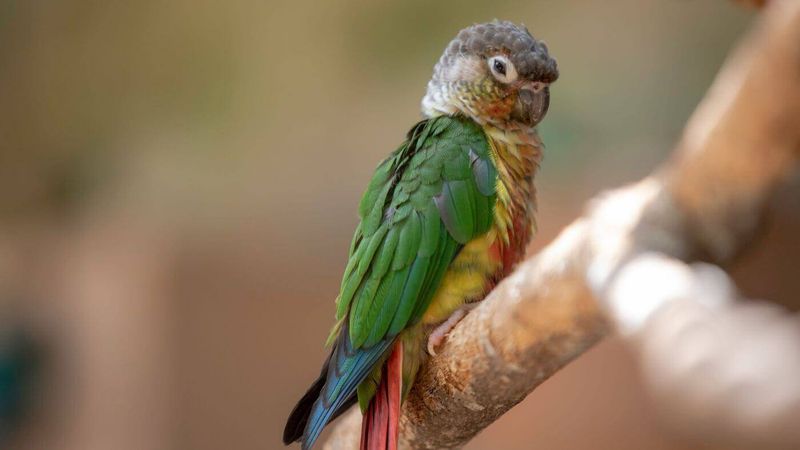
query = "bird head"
(422, 20, 559, 129)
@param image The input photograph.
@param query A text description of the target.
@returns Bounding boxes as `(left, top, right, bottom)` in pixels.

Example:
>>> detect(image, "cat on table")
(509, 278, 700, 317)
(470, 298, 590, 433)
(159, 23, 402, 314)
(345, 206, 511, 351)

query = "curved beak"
(511, 85, 550, 127)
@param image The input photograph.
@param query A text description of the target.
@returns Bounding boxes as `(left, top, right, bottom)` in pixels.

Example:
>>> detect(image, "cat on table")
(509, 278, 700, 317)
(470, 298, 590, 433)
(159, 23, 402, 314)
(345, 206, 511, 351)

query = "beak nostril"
(530, 82, 546, 93)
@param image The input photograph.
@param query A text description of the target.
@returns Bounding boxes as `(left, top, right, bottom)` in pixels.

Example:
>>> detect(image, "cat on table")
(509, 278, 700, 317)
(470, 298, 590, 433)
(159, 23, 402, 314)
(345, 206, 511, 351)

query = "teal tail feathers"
(283, 324, 394, 450)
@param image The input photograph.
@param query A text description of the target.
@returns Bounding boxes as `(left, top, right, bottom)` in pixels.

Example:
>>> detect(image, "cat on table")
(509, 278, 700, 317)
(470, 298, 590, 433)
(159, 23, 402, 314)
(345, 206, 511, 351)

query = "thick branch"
(325, 221, 608, 450)
(325, 1, 800, 448)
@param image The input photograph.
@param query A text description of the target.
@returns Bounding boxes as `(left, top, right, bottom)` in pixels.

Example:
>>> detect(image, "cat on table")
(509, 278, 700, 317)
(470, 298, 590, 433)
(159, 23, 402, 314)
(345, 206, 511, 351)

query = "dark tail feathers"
(284, 325, 394, 449)
(282, 348, 357, 447)
(283, 366, 326, 445)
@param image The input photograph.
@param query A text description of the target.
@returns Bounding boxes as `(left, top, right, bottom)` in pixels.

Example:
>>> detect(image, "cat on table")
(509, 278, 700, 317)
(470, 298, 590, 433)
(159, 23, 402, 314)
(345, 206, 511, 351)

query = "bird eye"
(493, 59, 506, 76)
(488, 56, 517, 84)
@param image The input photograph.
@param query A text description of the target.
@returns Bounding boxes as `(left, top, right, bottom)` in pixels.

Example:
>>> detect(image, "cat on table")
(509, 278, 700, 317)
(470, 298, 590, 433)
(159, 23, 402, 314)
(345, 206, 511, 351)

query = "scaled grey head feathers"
(422, 20, 558, 128)
(441, 21, 558, 83)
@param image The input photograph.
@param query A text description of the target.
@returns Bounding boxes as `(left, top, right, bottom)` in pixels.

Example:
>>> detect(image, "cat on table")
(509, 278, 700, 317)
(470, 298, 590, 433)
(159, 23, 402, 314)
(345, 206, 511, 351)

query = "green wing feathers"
(334, 115, 498, 350)
(288, 116, 498, 450)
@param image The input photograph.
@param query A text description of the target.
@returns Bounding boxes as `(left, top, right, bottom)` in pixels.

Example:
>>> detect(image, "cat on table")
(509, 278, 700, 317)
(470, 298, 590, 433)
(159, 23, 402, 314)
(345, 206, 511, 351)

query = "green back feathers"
(335, 115, 497, 350)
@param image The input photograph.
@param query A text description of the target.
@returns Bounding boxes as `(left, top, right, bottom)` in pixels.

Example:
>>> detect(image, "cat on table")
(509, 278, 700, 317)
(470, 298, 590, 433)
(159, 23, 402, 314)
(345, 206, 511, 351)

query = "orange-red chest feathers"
(422, 125, 542, 324)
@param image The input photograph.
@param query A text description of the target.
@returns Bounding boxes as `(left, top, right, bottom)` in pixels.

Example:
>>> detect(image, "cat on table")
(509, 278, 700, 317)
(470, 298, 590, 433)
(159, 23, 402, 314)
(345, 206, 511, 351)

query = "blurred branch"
(616, 255, 800, 448)
(324, 0, 800, 448)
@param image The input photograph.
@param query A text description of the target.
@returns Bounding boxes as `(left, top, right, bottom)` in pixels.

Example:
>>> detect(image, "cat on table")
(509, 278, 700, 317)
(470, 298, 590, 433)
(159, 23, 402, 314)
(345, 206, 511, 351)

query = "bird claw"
(426, 304, 478, 356)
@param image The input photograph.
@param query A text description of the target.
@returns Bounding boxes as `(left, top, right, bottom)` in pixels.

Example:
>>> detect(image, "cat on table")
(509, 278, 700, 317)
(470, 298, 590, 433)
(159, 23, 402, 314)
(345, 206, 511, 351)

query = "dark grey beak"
(511, 86, 550, 127)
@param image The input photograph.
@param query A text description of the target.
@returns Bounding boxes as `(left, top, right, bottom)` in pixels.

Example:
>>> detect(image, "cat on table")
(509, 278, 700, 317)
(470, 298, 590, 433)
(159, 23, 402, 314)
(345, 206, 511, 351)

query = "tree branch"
(324, 0, 800, 448)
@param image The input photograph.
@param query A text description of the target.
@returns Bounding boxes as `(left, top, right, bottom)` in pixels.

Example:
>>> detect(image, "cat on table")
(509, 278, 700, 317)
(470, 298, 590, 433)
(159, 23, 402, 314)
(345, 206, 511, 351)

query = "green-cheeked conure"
(283, 20, 558, 450)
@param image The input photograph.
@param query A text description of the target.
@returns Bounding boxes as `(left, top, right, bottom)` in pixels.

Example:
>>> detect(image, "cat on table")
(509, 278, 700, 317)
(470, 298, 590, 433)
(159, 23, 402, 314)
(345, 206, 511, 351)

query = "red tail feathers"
(360, 341, 403, 450)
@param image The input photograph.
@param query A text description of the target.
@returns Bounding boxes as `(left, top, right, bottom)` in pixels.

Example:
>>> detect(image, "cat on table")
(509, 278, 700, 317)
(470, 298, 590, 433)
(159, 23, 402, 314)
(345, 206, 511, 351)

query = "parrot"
(283, 20, 558, 450)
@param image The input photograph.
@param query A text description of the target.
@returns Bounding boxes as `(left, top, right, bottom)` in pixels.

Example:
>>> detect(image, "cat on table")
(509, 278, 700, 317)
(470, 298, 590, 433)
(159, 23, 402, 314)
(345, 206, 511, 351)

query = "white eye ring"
(488, 55, 518, 84)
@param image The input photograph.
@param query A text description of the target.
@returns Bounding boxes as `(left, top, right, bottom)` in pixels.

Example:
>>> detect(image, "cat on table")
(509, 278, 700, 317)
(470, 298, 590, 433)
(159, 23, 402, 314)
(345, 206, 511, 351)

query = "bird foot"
(426, 303, 479, 356)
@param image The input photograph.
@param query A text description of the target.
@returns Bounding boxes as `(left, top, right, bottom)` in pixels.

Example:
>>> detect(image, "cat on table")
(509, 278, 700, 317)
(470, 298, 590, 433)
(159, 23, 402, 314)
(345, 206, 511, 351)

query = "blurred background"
(1, 0, 799, 449)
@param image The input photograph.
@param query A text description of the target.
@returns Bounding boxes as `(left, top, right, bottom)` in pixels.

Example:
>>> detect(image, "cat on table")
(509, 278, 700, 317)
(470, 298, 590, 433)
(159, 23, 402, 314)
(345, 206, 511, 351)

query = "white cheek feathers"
(421, 56, 484, 117)
(487, 55, 518, 84)
(440, 55, 484, 83)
